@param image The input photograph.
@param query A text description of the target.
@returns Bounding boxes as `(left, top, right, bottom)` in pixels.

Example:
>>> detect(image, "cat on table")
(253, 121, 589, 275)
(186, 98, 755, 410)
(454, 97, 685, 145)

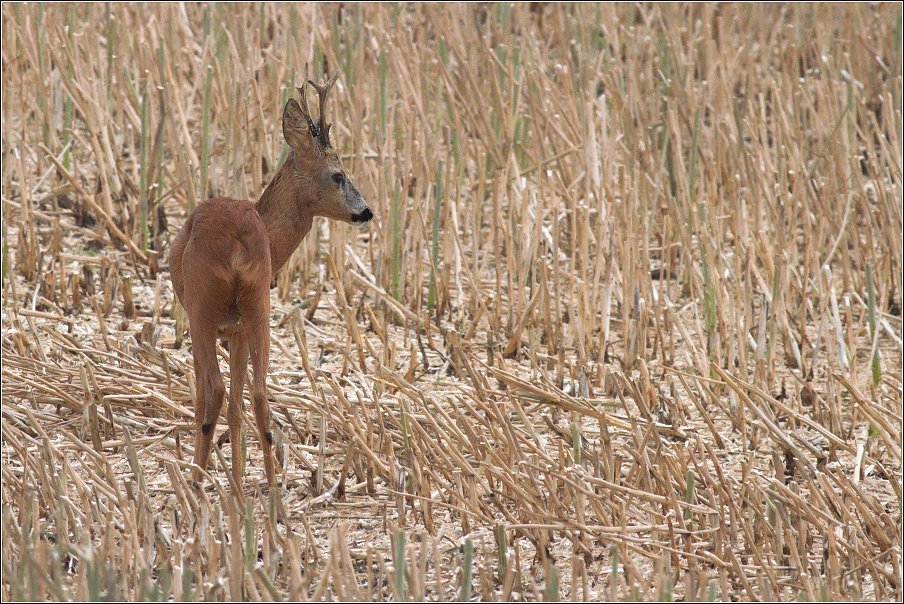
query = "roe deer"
(169, 72, 371, 497)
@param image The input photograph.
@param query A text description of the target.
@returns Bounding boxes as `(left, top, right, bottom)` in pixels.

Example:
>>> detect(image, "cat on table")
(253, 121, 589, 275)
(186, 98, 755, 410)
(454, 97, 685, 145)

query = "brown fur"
(169, 74, 371, 497)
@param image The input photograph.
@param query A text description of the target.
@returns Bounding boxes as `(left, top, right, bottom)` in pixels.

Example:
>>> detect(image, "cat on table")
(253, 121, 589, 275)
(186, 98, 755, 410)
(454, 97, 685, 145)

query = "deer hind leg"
(190, 322, 226, 483)
(227, 329, 250, 499)
(247, 316, 276, 488)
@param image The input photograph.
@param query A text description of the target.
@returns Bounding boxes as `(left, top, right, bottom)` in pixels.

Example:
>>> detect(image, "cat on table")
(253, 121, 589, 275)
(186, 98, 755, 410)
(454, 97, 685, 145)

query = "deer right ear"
(283, 98, 317, 156)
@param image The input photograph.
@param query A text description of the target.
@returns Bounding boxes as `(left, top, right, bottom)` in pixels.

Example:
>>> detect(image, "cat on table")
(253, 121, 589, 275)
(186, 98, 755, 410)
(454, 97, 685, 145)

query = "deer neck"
(255, 152, 316, 275)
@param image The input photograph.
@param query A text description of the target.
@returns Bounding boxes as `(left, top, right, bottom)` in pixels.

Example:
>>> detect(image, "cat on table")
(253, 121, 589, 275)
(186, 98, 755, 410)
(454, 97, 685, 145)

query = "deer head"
(282, 71, 372, 224)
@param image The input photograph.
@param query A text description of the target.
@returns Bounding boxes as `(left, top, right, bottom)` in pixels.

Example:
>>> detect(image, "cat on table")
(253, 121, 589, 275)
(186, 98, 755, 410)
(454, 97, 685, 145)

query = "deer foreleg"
(227, 330, 250, 500)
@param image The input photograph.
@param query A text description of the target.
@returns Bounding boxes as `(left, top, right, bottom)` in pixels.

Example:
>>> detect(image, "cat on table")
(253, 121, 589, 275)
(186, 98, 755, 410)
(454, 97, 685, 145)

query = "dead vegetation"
(1, 3, 902, 601)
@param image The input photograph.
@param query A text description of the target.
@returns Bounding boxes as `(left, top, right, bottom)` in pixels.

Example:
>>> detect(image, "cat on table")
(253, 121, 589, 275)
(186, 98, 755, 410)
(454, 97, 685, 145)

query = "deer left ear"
(282, 98, 318, 156)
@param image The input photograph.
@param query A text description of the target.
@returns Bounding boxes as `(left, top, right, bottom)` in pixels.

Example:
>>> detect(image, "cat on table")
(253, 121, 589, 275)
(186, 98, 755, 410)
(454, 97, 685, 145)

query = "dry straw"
(1, 4, 901, 601)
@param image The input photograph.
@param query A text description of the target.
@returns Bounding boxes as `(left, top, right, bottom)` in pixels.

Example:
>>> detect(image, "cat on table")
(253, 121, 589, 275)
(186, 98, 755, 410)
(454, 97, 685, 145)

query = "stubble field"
(1, 4, 902, 601)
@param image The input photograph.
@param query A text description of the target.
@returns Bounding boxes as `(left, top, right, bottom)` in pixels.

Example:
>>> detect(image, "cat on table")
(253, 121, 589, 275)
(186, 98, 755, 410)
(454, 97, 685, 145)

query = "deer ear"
(283, 98, 317, 155)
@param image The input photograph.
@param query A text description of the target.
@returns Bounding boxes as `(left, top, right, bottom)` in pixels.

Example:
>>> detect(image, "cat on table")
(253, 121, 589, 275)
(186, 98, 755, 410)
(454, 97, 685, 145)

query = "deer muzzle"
(351, 207, 373, 223)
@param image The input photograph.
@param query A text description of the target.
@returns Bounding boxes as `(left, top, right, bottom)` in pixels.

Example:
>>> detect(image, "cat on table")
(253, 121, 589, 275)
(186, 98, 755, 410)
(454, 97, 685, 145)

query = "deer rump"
(170, 197, 272, 336)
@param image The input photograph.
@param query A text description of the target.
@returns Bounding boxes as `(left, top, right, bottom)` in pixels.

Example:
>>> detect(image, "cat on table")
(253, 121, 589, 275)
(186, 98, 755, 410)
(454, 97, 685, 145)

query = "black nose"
(352, 208, 373, 223)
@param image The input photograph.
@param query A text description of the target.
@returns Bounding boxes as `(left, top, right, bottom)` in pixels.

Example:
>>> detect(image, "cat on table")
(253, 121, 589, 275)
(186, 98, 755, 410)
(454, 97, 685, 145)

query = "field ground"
(1, 4, 902, 601)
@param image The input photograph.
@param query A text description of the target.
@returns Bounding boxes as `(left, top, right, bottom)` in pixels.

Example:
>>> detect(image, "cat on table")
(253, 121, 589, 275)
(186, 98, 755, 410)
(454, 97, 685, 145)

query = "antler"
(309, 70, 339, 146)
(295, 67, 339, 148)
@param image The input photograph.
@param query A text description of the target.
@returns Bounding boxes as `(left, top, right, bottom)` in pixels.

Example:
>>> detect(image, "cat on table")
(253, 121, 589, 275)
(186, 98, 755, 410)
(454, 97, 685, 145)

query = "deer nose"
(351, 207, 373, 223)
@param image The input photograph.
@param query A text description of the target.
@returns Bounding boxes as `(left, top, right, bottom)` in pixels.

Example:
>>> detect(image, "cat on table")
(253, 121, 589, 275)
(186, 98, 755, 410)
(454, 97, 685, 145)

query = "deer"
(169, 72, 372, 499)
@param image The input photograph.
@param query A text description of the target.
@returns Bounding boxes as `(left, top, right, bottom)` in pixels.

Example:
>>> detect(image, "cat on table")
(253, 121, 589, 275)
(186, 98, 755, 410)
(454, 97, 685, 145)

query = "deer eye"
(332, 173, 345, 186)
